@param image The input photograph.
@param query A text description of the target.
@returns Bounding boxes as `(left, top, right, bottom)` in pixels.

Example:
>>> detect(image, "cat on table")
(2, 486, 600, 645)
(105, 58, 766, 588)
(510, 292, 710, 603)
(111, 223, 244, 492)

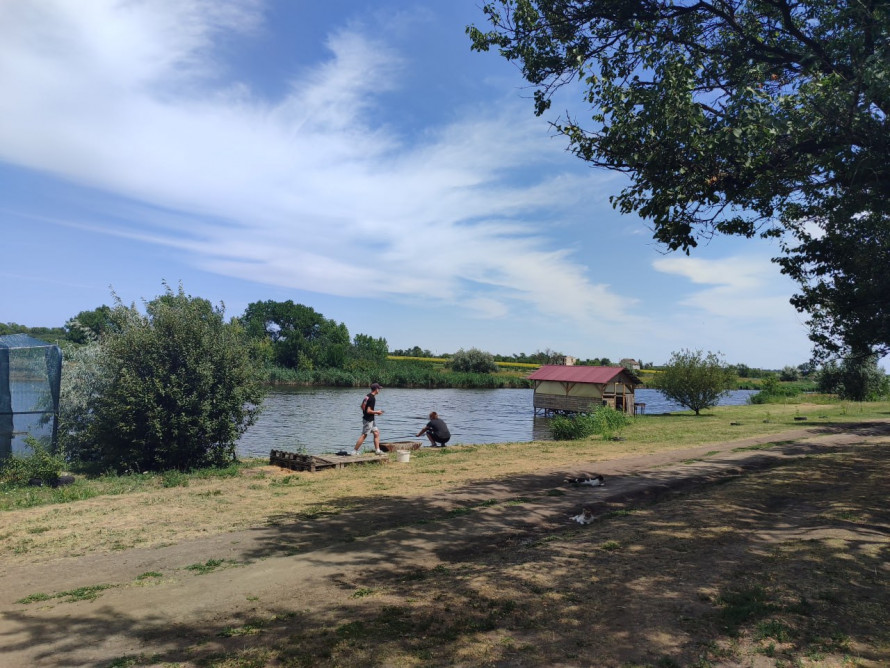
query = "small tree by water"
(655, 350, 736, 415)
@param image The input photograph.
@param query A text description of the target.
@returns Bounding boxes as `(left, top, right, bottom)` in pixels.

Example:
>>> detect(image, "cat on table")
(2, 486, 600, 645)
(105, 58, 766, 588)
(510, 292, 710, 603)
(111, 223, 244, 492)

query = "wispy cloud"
(653, 255, 797, 320)
(0, 0, 641, 331)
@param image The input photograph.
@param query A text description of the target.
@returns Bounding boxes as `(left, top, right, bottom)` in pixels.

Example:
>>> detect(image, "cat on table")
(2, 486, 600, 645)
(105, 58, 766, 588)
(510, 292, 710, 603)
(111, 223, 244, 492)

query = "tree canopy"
(469, 0, 890, 360)
(817, 353, 889, 401)
(654, 349, 736, 414)
(64, 305, 114, 344)
(242, 300, 351, 370)
(450, 348, 500, 374)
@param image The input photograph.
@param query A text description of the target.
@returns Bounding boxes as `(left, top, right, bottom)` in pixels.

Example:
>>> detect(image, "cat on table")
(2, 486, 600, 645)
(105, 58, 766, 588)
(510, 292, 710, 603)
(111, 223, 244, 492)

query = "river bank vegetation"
(2, 298, 847, 395)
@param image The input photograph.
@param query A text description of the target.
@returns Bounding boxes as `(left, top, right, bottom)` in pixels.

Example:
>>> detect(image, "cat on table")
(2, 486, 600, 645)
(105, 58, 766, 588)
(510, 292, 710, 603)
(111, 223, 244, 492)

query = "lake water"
(235, 387, 758, 458)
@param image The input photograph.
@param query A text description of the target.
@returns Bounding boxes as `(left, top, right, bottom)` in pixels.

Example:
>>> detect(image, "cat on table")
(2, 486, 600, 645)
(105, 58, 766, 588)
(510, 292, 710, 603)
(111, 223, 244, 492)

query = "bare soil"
(1, 422, 889, 667)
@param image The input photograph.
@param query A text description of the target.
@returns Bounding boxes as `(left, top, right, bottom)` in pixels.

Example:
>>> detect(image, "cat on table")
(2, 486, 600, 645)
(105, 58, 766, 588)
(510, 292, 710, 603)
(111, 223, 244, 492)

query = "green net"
(0, 334, 62, 458)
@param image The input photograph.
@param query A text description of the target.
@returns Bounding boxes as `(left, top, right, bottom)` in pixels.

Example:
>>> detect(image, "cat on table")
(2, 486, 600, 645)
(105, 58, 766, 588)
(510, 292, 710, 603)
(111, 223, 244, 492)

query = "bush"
(550, 406, 630, 440)
(61, 283, 265, 472)
(748, 373, 802, 403)
(551, 413, 597, 440)
(0, 437, 65, 487)
(590, 405, 631, 438)
(449, 348, 499, 374)
(56, 341, 106, 463)
(817, 354, 889, 401)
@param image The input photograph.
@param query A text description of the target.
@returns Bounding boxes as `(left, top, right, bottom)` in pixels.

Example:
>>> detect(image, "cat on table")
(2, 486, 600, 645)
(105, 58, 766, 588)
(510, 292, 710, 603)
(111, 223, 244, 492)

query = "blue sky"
(0, 0, 815, 368)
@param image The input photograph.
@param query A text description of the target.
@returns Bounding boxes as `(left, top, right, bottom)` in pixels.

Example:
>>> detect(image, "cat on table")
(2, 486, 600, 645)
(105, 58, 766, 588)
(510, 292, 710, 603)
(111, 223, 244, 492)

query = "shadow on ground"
(3, 423, 890, 667)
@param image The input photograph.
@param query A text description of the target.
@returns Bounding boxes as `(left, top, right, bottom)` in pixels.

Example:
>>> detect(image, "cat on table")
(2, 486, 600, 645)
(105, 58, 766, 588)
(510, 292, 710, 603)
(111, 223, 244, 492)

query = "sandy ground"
(1, 422, 888, 667)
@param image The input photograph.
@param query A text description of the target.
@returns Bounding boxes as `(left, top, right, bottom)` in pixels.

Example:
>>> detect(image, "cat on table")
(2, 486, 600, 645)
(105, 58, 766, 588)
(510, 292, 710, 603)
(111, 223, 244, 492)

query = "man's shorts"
(361, 419, 378, 436)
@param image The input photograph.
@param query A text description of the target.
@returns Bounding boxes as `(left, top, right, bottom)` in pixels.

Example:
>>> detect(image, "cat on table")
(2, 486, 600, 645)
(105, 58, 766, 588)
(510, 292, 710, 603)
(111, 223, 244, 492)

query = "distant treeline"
(2, 303, 530, 389)
(0, 322, 66, 341)
(2, 303, 813, 389)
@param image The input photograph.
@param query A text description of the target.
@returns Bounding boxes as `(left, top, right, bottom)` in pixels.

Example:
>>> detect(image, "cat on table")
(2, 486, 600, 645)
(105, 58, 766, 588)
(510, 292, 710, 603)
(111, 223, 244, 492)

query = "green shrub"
(749, 373, 803, 403)
(550, 406, 630, 440)
(590, 405, 631, 438)
(60, 283, 265, 472)
(0, 437, 65, 487)
(449, 348, 499, 374)
(817, 354, 889, 401)
(550, 413, 597, 440)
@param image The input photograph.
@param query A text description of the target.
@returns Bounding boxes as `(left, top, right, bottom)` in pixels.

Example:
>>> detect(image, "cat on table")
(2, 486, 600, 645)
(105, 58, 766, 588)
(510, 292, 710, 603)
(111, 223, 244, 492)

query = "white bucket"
(396, 450, 410, 463)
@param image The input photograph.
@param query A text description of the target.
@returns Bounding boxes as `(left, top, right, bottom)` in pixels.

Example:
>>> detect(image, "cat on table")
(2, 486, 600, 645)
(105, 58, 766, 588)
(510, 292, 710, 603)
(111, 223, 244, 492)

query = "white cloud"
(652, 255, 794, 319)
(0, 0, 644, 334)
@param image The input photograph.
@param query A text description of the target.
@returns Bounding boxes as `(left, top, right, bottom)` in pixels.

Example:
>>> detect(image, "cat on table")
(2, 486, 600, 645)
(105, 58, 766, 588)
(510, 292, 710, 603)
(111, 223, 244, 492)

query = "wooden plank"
(269, 449, 386, 473)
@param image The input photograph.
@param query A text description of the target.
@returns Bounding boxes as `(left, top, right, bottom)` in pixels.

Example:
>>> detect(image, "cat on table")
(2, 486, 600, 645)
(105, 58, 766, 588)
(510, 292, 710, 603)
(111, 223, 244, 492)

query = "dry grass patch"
(408, 445, 889, 667)
(106, 440, 890, 668)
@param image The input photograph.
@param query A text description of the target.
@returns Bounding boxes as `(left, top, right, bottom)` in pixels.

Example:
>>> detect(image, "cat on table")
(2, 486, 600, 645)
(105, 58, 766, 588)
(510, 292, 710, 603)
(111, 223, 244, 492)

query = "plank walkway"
(269, 449, 386, 473)
(270, 441, 422, 472)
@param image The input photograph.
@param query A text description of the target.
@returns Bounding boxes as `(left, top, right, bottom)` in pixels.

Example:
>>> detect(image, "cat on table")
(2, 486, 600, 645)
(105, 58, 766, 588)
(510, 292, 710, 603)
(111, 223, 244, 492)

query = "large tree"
(242, 300, 351, 370)
(469, 0, 890, 359)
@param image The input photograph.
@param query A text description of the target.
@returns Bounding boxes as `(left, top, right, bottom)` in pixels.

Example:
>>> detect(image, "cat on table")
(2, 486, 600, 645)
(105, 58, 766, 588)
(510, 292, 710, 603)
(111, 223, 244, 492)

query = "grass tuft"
(185, 558, 234, 575)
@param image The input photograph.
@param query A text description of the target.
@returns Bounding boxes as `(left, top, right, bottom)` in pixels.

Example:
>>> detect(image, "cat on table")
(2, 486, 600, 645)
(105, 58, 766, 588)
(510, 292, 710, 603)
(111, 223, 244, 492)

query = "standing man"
(352, 383, 384, 455)
(417, 411, 451, 447)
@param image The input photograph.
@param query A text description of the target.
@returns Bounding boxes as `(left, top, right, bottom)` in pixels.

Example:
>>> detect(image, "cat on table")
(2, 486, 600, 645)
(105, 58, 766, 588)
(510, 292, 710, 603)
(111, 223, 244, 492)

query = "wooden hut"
(527, 365, 642, 415)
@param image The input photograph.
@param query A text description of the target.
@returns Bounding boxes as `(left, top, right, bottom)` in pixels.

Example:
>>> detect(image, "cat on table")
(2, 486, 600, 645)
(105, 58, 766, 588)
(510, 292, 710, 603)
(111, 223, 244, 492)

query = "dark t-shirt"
(426, 418, 450, 441)
(362, 393, 376, 421)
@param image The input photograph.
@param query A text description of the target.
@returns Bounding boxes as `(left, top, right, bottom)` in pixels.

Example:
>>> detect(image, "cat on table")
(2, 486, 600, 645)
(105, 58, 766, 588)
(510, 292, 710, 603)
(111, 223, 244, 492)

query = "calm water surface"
(236, 387, 757, 458)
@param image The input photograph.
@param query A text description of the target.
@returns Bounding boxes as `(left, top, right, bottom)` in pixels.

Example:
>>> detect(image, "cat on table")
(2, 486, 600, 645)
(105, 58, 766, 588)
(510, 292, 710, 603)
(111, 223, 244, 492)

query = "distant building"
(620, 358, 641, 370)
(527, 365, 642, 415)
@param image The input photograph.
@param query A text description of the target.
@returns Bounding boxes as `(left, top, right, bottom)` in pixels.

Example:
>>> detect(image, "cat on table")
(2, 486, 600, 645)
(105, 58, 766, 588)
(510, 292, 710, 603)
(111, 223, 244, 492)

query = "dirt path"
(1, 422, 888, 667)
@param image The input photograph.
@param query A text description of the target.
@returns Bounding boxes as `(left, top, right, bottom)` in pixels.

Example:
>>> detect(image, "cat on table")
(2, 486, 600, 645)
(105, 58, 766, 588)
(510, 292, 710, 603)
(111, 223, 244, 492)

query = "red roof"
(527, 365, 640, 384)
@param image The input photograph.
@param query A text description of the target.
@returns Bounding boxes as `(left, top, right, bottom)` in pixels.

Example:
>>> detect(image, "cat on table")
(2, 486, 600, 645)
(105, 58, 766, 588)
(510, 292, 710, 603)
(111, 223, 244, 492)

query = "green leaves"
(550, 405, 630, 440)
(449, 348, 499, 374)
(242, 300, 365, 371)
(62, 283, 265, 473)
(654, 350, 736, 415)
(469, 0, 890, 358)
(0, 437, 65, 487)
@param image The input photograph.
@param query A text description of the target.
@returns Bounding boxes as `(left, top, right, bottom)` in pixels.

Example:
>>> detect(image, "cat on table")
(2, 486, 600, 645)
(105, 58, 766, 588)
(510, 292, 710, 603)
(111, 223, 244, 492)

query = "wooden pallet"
(269, 449, 386, 472)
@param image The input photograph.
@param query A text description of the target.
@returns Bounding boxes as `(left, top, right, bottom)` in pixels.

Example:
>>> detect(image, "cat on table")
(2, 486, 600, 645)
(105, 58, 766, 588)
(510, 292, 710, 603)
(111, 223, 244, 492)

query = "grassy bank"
(3, 399, 888, 559)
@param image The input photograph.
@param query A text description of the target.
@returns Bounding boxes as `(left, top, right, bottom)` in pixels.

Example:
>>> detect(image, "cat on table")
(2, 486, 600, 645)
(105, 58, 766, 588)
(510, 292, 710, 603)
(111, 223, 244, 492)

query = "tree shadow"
(4, 435, 889, 666)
